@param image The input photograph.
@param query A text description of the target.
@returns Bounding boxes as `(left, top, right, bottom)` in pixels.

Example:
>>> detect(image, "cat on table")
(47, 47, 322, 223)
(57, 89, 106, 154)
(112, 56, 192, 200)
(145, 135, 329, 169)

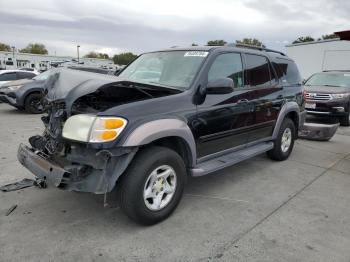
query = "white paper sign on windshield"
(184, 51, 209, 57)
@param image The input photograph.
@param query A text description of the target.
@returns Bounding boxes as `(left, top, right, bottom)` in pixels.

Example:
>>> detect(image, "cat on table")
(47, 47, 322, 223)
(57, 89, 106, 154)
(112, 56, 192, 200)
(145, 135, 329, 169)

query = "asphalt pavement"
(0, 103, 350, 262)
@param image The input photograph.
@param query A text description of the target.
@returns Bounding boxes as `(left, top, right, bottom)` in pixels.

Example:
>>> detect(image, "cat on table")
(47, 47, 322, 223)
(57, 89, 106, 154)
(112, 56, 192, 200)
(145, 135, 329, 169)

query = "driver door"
(194, 52, 254, 158)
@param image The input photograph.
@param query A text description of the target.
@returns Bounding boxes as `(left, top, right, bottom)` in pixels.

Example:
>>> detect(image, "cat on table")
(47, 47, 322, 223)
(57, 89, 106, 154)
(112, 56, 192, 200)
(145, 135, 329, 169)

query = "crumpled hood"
(304, 85, 350, 94)
(45, 68, 120, 102)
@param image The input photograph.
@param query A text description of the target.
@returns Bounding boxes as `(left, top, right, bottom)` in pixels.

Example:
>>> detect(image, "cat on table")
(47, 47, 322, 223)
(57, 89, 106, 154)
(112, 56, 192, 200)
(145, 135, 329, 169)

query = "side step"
(191, 142, 274, 177)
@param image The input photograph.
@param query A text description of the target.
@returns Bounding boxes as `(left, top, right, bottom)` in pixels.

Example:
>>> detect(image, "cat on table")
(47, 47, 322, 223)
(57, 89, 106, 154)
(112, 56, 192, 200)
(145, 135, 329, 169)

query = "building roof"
(334, 30, 350, 40)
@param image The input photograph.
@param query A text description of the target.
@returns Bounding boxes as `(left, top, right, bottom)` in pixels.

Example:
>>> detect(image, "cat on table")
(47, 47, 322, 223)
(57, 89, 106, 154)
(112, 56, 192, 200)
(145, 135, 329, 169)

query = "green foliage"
(207, 40, 227, 46)
(191, 43, 198, 46)
(112, 52, 138, 65)
(0, 42, 11, 52)
(84, 51, 109, 59)
(321, 34, 338, 40)
(236, 38, 265, 48)
(20, 43, 48, 54)
(292, 36, 315, 44)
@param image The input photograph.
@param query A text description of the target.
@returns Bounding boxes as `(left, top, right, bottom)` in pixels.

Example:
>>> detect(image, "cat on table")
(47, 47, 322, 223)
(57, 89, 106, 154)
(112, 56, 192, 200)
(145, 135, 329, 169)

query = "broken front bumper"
(17, 144, 68, 188)
(17, 143, 138, 194)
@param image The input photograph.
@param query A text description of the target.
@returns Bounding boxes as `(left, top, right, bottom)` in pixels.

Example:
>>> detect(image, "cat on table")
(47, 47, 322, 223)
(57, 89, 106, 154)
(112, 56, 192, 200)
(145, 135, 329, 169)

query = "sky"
(0, 0, 349, 57)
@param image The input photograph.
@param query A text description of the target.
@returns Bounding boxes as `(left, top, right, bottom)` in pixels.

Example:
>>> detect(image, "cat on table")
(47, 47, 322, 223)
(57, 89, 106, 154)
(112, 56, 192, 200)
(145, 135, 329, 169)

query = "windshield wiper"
(322, 84, 342, 87)
(129, 83, 154, 98)
(147, 82, 183, 93)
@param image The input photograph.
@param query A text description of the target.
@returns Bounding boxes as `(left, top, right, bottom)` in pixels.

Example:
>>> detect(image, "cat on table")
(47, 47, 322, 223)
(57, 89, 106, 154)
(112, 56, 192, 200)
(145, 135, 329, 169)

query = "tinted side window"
(274, 58, 301, 86)
(208, 53, 244, 87)
(245, 54, 272, 87)
(0, 73, 16, 81)
(17, 72, 36, 79)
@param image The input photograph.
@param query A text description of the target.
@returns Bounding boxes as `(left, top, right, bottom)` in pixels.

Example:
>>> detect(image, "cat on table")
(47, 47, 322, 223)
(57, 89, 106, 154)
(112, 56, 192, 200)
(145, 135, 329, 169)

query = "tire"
(24, 93, 44, 114)
(267, 118, 296, 161)
(117, 146, 187, 225)
(339, 112, 349, 126)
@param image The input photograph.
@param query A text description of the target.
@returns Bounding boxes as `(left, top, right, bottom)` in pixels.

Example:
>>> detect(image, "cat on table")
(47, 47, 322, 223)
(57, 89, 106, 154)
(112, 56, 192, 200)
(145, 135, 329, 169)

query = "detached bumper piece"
(298, 123, 339, 141)
(17, 143, 69, 188)
(17, 143, 138, 194)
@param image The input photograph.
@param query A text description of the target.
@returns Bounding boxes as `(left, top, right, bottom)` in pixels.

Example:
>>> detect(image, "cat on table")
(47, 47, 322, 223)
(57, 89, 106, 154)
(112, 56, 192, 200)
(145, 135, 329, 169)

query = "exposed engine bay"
(71, 83, 177, 114)
(29, 78, 180, 158)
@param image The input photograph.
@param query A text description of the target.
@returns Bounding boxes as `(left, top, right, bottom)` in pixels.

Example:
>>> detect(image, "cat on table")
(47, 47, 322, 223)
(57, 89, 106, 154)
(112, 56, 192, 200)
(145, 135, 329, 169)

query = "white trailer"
(286, 38, 350, 79)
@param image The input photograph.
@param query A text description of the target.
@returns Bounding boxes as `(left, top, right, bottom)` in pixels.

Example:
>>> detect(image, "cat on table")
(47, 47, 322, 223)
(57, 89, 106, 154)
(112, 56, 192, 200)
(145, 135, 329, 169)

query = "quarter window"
(244, 54, 272, 87)
(208, 53, 244, 87)
(274, 58, 301, 86)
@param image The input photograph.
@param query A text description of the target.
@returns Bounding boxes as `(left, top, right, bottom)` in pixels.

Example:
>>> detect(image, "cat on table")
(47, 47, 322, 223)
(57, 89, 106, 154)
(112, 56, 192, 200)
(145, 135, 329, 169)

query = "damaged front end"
(18, 99, 138, 194)
(16, 69, 158, 193)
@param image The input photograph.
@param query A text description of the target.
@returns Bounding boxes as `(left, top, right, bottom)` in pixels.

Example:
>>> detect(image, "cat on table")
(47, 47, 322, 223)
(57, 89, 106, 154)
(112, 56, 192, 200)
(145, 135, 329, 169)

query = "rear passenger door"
(243, 53, 284, 143)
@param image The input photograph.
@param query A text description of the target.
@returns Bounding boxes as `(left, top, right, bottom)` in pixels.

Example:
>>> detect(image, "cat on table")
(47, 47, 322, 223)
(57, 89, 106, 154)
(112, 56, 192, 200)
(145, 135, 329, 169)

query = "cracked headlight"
(8, 85, 23, 90)
(62, 115, 128, 143)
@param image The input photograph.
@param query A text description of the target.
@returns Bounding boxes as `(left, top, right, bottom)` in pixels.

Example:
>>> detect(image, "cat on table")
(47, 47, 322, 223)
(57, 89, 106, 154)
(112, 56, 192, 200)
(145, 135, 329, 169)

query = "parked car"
(0, 70, 38, 87)
(17, 46, 305, 225)
(304, 70, 350, 126)
(0, 70, 51, 113)
(0, 67, 117, 113)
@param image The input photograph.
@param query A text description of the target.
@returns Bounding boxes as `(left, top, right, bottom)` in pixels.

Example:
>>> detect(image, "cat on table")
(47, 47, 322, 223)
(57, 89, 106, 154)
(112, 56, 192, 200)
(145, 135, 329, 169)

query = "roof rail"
(228, 43, 286, 56)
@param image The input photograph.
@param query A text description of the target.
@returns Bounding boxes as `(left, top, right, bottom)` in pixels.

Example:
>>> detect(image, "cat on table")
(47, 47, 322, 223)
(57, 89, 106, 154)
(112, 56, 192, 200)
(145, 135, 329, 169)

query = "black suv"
(17, 46, 305, 225)
(304, 71, 350, 126)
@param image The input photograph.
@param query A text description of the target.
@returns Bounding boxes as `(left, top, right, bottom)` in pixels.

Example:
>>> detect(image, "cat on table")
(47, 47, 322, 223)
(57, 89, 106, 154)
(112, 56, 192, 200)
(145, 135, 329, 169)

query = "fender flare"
(122, 119, 197, 166)
(272, 101, 301, 139)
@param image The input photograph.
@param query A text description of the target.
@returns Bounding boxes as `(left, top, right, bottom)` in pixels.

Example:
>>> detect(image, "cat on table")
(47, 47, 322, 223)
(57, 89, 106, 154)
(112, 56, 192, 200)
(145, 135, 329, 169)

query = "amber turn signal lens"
(103, 119, 125, 129)
(100, 130, 118, 141)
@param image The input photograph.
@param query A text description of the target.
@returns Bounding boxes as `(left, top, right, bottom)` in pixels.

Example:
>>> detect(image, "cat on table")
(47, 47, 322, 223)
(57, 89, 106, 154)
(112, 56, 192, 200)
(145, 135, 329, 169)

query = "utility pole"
(11, 46, 15, 58)
(77, 45, 80, 63)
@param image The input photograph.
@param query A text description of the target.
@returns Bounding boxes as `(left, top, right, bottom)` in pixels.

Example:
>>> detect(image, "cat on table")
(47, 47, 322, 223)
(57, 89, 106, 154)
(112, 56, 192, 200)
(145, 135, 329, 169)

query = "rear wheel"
(267, 118, 296, 161)
(24, 93, 44, 114)
(339, 112, 349, 126)
(117, 146, 186, 225)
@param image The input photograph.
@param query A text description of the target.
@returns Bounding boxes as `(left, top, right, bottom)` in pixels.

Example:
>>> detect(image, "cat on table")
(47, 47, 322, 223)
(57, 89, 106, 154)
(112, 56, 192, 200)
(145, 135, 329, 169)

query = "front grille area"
(305, 93, 332, 101)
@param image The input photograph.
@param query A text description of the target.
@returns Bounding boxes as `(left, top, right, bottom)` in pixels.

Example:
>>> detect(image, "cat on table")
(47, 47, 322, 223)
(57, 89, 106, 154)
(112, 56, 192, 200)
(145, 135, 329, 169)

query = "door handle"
(237, 99, 249, 104)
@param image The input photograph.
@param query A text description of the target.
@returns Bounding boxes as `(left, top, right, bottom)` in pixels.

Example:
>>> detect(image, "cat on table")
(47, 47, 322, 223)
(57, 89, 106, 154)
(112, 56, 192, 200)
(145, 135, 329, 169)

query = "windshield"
(33, 70, 51, 81)
(118, 51, 208, 90)
(305, 72, 350, 88)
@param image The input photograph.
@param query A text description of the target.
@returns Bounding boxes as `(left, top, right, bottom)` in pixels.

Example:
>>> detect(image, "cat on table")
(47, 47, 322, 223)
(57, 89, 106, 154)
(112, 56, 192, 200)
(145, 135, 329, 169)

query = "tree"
(236, 38, 265, 48)
(321, 33, 338, 40)
(20, 43, 48, 54)
(112, 52, 138, 65)
(0, 42, 11, 52)
(191, 43, 198, 46)
(207, 40, 227, 46)
(84, 51, 109, 59)
(292, 36, 315, 44)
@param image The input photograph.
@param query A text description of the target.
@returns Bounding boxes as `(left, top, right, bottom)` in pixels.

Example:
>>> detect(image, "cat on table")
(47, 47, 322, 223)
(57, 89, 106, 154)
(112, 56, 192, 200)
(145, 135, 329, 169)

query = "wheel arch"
(17, 87, 43, 107)
(122, 119, 197, 167)
(272, 101, 300, 139)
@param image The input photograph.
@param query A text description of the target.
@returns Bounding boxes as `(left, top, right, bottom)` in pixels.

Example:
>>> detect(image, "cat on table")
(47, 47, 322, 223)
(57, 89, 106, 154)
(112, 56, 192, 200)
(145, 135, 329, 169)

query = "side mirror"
(206, 78, 234, 95)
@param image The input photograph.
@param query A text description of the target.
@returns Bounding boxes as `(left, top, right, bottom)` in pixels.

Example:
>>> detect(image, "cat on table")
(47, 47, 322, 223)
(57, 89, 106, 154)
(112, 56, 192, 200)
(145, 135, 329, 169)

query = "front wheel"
(24, 93, 44, 114)
(267, 118, 296, 161)
(117, 146, 186, 225)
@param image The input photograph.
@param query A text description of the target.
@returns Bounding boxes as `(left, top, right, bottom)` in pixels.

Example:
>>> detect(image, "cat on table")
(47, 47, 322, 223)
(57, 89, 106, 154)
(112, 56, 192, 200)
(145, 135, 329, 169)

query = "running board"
(191, 142, 274, 177)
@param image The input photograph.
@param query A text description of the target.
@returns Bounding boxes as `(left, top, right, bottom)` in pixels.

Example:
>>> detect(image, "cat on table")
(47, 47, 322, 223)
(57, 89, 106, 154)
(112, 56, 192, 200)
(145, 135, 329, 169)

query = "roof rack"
(228, 43, 286, 56)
